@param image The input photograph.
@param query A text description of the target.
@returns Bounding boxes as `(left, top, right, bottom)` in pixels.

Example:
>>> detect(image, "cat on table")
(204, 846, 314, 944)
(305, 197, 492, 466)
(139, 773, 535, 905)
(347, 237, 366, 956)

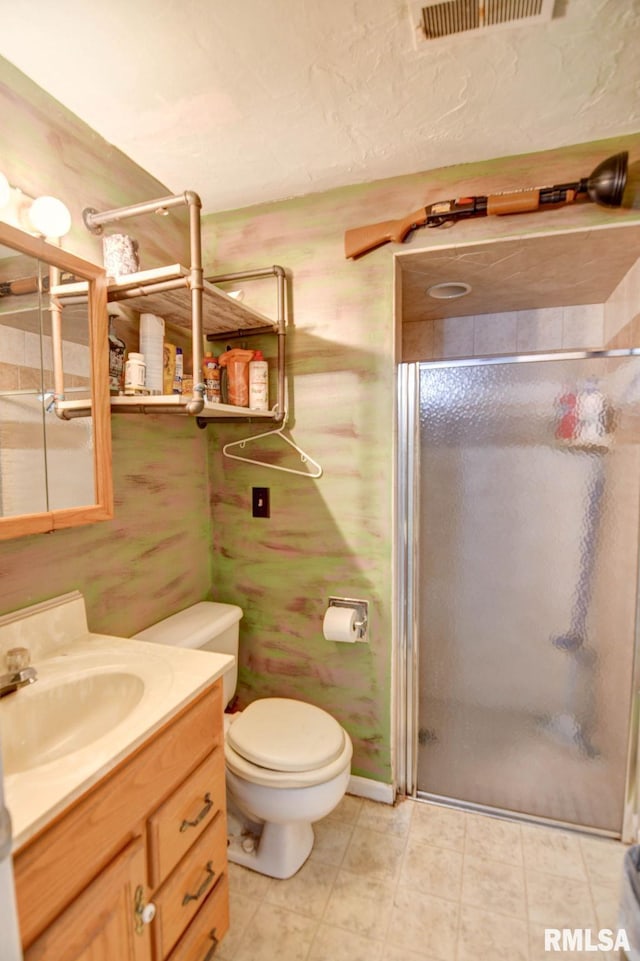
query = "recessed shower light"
(427, 282, 472, 300)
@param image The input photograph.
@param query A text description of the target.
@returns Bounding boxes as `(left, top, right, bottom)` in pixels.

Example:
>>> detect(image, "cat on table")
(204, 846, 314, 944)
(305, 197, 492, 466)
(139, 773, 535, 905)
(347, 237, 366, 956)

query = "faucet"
(0, 647, 37, 698)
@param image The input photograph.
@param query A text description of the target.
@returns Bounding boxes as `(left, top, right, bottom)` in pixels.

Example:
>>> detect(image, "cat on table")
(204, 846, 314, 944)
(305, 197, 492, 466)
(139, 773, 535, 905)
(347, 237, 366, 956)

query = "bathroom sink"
(0, 670, 145, 775)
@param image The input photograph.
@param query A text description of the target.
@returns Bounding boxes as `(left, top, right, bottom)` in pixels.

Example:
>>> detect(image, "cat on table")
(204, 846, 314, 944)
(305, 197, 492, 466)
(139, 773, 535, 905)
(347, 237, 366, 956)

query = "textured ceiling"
(0, 0, 639, 214)
(399, 224, 640, 324)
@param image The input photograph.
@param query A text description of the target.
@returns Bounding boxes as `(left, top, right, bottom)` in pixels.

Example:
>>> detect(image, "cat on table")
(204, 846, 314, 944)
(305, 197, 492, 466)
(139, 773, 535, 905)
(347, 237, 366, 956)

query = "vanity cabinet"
(23, 838, 151, 961)
(13, 682, 229, 961)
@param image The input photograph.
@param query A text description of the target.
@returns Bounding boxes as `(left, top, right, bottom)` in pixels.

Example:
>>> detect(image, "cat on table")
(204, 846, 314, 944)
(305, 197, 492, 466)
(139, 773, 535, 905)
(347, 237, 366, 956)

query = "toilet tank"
(133, 602, 242, 708)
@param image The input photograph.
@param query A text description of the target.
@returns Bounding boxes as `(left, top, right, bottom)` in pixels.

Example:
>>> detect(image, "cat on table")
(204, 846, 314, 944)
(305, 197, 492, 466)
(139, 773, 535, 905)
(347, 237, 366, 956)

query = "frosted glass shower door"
(416, 354, 640, 833)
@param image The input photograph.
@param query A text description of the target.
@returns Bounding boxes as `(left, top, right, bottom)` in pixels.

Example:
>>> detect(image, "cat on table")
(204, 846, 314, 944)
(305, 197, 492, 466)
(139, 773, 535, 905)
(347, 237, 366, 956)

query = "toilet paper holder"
(328, 597, 368, 641)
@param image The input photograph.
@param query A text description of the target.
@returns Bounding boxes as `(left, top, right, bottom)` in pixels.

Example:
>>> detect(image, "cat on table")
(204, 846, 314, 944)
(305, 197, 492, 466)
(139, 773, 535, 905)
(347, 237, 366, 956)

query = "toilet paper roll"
(323, 606, 358, 643)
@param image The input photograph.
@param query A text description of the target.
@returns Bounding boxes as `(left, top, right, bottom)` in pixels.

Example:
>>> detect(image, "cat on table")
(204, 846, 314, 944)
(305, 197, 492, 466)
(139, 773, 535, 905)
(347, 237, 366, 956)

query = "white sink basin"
(0, 604, 233, 849)
(1, 669, 145, 775)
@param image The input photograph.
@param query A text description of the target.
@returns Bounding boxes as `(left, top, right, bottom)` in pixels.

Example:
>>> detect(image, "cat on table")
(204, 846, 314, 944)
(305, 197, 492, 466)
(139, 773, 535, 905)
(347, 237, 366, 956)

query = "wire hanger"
(222, 404, 323, 478)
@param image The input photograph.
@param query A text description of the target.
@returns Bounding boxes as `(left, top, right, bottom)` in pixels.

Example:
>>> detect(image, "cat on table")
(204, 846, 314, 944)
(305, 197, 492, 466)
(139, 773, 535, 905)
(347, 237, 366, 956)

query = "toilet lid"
(226, 698, 346, 773)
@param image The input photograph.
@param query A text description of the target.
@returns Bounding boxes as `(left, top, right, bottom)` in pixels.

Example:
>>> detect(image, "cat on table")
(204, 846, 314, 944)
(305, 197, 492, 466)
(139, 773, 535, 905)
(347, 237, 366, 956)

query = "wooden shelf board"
(52, 265, 276, 337)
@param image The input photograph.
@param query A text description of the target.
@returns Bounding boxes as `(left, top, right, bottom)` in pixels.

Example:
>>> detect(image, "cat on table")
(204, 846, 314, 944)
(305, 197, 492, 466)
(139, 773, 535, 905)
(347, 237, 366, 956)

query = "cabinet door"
(24, 838, 151, 961)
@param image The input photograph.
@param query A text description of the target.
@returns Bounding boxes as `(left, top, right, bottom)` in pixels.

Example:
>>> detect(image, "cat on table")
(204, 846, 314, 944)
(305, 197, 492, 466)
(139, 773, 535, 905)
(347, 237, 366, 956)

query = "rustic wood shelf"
(106, 265, 277, 336)
(53, 266, 277, 337)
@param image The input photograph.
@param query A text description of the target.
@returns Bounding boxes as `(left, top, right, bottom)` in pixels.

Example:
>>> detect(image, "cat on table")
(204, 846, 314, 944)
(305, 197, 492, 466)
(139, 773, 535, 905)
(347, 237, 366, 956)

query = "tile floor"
(217, 795, 629, 961)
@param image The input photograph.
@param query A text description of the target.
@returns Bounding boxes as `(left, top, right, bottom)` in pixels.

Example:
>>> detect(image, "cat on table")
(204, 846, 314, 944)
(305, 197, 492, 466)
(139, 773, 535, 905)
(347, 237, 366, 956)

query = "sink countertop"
(3, 632, 234, 851)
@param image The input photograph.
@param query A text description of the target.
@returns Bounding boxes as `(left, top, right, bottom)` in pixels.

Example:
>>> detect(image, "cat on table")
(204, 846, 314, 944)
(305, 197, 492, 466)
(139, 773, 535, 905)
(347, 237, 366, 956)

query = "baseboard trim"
(347, 775, 395, 805)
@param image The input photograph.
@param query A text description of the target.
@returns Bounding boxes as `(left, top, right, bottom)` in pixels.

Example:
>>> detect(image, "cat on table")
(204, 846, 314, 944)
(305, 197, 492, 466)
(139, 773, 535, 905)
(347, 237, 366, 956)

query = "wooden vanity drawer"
(148, 748, 226, 888)
(165, 874, 229, 961)
(152, 813, 227, 960)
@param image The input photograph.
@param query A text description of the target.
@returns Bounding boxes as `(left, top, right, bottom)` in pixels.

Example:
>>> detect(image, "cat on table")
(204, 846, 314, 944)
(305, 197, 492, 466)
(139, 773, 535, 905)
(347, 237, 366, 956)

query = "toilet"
(134, 602, 353, 879)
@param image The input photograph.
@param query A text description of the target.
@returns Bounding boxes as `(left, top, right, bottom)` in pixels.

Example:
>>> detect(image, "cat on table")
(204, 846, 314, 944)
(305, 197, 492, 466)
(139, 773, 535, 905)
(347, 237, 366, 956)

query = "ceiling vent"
(409, 0, 555, 45)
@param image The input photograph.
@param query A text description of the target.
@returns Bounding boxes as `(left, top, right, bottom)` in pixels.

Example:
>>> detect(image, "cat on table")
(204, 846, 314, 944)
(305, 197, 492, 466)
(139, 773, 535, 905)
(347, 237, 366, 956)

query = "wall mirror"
(0, 221, 112, 539)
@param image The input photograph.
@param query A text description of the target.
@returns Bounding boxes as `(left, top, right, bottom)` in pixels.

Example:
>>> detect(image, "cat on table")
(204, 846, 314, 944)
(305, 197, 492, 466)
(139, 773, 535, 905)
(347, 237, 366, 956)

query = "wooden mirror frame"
(0, 221, 113, 540)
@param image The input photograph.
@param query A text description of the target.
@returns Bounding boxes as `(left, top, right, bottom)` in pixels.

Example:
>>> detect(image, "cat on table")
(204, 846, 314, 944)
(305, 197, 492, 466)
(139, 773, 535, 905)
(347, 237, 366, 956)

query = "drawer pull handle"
(180, 793, 213, 832)
(182, 861, 216, 905)
(203, 928, 219, 960)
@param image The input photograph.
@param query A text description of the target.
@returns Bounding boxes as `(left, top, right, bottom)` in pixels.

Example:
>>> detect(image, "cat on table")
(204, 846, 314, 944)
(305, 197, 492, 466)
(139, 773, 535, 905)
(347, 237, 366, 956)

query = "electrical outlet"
(252, 487, 270, 518)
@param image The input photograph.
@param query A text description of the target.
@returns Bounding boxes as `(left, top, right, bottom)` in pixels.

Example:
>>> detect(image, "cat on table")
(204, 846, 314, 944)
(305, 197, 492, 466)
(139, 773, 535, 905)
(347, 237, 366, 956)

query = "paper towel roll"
(139, 313, 165, 394)
(323, 606, 358, 643)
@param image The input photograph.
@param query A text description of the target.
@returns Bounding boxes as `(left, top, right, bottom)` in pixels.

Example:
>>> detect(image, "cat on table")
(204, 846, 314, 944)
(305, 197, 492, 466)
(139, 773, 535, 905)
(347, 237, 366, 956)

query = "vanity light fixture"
(427, 281, 472, 300)
(28, 195, 72, 239)
(0, 172, 71, 239)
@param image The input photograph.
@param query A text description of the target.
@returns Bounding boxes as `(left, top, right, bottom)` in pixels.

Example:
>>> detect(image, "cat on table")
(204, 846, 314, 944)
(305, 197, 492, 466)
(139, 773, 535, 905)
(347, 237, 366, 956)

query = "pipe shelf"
(109, 394, 278, 418)
(53, 190, 287, 422)
(53, 266, 277, 338)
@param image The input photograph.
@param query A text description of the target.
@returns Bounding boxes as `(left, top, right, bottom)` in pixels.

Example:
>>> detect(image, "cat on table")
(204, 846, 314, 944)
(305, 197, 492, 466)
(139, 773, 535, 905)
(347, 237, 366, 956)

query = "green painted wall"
(202, 136, 640, 784)
(0, 58, 213, 633)
(1, 54, 639, 784)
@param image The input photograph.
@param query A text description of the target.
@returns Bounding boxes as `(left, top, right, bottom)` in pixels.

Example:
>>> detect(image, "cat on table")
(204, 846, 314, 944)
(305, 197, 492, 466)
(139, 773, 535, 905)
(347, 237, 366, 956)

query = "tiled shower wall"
(403, 303, 606, 361)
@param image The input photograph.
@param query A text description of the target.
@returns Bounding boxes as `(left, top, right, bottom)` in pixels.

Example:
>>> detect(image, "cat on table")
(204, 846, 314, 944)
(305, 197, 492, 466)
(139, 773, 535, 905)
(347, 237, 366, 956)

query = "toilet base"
(227, 819, 315, 879)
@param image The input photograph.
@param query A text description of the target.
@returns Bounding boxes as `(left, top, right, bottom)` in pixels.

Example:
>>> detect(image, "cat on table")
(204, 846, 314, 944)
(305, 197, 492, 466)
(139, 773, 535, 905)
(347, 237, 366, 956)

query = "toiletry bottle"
(173, 347, 184, 394)
(124, 352, 146, 395)
(218, 348, 254, 407)
(108, 314, 126, 394)
(202, 352, 221, 403)
(249, 350, 269, 410)
(163, 343, 176, 394)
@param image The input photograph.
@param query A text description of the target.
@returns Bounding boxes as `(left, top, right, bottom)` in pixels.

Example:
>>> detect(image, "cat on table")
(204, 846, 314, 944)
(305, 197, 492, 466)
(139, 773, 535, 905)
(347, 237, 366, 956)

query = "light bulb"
(0, 172, 9, 209)
(28, 196, 72, 238)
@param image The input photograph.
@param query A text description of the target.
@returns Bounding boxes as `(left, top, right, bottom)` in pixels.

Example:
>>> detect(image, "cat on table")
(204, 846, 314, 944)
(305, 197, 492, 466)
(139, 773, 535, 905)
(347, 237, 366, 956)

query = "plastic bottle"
(108, 315, 126, 394)
(124, 352, 146, 395)
(218, 348, 254, 407)
(249, 350, 269, 411)
(163, 343, 176, 394)
(173, 347, 184, 394)
(202, 352, 221, 403)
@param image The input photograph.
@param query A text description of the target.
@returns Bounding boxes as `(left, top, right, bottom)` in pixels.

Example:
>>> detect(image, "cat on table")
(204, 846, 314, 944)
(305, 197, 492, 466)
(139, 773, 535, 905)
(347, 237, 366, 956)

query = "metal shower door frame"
(396, 362, 420, 799)
(395, 349, 640, 841)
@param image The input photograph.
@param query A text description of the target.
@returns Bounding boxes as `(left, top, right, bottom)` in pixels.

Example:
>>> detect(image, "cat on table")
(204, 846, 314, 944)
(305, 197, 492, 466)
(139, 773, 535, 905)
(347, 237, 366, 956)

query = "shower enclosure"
(397, 350, 640, 838)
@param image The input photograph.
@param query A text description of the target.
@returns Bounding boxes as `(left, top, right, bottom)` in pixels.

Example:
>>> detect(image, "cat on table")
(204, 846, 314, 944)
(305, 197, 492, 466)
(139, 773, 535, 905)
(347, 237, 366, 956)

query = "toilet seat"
(227, 697, 346, 772)
(225, 697, 353, 788)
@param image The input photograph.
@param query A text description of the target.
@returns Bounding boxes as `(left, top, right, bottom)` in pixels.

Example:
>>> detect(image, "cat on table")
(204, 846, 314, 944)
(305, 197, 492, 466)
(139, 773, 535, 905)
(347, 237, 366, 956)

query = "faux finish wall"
(2, 54, 640, 786)
(0, 58, 213, 634)
(203, 196, 397, 783)
(202, 135, 640, 785)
